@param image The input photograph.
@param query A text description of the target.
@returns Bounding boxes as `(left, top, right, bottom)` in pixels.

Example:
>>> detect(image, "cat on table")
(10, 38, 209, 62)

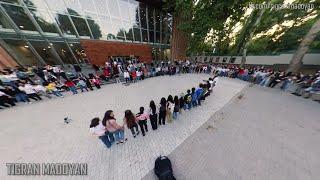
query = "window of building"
(99, 16, 115, 40)
(23, 0, 47, 10)
(141, 29, 148, 42)
(94, 0, 108, 16)
(87, 16, 102, 39)
(70, 16, 91, 37)
(2, 39, 40, 66)
(118, 0, 130, 22)
(215, 57, 220, 63)
(155, 9, 161, 32)
(0, 0, 19, 5)
(69, 42, 87, 63)
(155, 31, 160, 44)
(2, 4, 39, 33)
(147, 6, 154, 31)
(106, 0, 120, 18)
(112, 20, 125, 41)
(51, 41, 77, 64)
(0, 11, 15, 32)
(52, 13, 77, 37)
(123, 23, 134, 42)
(28, 8, 60, 35)
(139, 3, 147, 29)
(133, 28, 141, 42)
(149, 30, 154, 43)
(44, 0, 66, 14)
(29, 40, 62, 65)
(79, 0, 96, 17)
(128, 0, 140, 28)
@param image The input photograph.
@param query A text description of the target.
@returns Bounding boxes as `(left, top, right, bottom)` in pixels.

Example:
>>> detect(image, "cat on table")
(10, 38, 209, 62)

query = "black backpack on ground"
(154, 156, 176, 180)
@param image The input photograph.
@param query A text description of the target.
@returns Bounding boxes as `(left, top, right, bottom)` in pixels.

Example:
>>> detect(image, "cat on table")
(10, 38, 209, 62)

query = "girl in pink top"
(136, 107, 149, 136)
(102, 110, 127, 144)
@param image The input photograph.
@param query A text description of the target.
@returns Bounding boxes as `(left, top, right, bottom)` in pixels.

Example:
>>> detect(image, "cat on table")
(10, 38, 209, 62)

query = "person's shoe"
(136, 131, 140, 135)
(133, 135, 136, 138)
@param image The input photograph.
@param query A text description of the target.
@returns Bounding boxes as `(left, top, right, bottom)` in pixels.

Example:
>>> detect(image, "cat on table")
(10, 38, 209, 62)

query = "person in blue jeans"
(173, 96, 180, 119)
(89, 118, 115, 148)
(195, 84, 204, 106)
(191, 87, 198, 107)
(103, 110, 127, 144)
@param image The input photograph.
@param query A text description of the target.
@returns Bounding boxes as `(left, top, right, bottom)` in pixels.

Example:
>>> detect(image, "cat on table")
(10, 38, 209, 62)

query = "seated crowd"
(0, 60, 214, 109)
(213, 65, 320, 101)
(89, 76, 218, 148)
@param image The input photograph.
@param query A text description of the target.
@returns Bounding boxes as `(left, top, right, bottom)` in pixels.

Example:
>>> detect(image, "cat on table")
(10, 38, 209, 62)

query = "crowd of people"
(212, 65, 320, 99)
(89, 75, 218, 148)
(0, 59, 212, 109)
(1, 60, 319, 109)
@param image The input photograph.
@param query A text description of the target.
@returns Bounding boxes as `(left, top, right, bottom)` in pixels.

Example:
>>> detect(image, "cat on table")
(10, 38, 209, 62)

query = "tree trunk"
(287, 17, 320, 73)
(240, 8, 266, 67)
(171, 13, 188, 61)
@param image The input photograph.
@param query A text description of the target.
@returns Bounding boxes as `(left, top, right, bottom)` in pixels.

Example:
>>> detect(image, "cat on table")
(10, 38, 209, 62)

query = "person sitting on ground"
(123, 110, 140, 138)
(45, 82, 64, 98)
(65, 79, 78, 95)
(88, 73, 101, 89)
(76, 78, 89, 92)
(124, 70, 130, 84)
(33, 83, 51, 99)
(136, 107, 149, 136)
(18, 83, 42, 101)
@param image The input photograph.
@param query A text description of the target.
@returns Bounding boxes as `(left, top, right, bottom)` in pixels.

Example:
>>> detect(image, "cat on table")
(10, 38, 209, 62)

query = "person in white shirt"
(123, 71, 130, 84)
(136, 70, 141, 81)
(18, 83, 42, 101)
(89, 117, 114, 148)
(33, 84, 51, 99)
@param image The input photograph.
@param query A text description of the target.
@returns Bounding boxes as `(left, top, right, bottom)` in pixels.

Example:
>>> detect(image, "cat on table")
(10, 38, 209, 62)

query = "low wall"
(192, 53, 320, 65)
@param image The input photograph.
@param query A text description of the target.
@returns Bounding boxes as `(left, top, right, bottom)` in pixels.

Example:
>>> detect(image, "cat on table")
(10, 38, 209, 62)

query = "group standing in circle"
(89, 75, 218, 149)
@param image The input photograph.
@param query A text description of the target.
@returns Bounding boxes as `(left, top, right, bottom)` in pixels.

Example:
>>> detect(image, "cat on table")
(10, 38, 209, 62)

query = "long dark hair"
(150, 100, 156, 114)
(102, 110, 114, 126)
(124, 110, 136, 128)
(90, 117, 100, 128)
(160, 97, 166, 107)
(167, 95, 174, 103)
(174, 95, 179, 106)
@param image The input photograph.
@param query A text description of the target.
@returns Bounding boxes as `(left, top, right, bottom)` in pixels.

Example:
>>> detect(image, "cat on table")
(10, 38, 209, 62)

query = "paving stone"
(0, 75, 246, 180)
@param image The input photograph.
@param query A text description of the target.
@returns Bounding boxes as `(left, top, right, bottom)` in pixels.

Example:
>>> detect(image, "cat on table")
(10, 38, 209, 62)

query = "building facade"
(0, 0, 171, 68)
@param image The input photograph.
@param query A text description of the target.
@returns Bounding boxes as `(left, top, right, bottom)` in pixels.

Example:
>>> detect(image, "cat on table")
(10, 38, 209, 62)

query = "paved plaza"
(0, 74, 247, 180)
(143, 85, 320, 180)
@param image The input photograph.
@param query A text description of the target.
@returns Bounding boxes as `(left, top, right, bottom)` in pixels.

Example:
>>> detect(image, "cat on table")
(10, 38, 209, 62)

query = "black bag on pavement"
(154, 156, 176, 180)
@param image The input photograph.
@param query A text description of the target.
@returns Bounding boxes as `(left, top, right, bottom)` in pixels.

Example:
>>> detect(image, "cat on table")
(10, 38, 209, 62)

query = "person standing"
(123, 110, 140, 138)
(90, 117, 115, 148)
(136, 107, 149, 136)
(166, 95, 174, 123)
(173, 96, 180, 119)
(159, 97, 167, 125)
(149, 100, 158, 130)
(103, 110, 127, 144)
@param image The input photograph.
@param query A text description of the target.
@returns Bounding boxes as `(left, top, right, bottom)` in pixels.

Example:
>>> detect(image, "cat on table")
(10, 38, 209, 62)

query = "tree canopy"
(164, 0, 320, 56)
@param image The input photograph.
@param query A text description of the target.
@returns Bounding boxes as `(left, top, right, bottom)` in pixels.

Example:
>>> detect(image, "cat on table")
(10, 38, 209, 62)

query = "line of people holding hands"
(89, 76, 218, 148)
